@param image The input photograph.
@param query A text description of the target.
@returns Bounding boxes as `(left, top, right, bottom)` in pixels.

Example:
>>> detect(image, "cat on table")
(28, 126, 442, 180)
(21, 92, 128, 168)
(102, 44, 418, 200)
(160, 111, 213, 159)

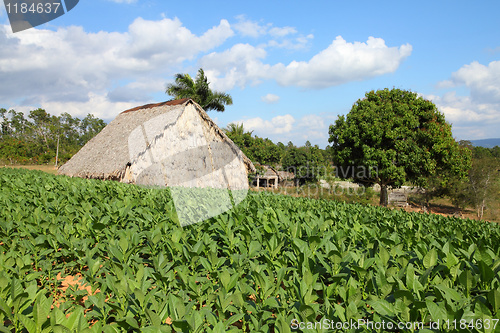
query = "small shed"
(255, 166, 279, 189)
(254, 166, 295, 189)
(277, 170, 295, 187)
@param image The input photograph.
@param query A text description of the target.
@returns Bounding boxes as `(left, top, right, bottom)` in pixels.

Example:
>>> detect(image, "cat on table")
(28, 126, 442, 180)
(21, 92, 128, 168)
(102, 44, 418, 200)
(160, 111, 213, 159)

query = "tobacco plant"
(0, 168, 500, 332)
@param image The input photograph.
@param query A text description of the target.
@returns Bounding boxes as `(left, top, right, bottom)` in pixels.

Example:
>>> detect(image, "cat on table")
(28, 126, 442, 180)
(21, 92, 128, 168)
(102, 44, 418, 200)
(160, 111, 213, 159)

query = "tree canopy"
(224, 123, 328, 183)
(224, 123, 284, 166)
(328, 88, 471, 206)
(0, 108, 106, 165)
(165, 68, 233, 112)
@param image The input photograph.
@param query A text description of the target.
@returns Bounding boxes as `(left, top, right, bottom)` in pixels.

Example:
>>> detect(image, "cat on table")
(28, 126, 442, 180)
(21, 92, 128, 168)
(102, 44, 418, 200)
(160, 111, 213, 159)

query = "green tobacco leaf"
(299, 304, 316, 321)
(33, 294, 51, 329)
(146, 308, 162, 328)
(52, 325, 72, 333)
(18, 314, 36, 333)
(4, 169, 500, 332)
(248, 241, 262, 258)
(459, 270, 475, 295)
(65, 306, 86, 331)
(118, 317, 139, 329)
(333, 303, 346, 322)
(379, 246, 390, 266)
(445, 251, 459, 269)
(225, 313, 245, 327)
(478, 260, 495, 284)
(118, 237, 129, 253)
(219, 270, 230, 290)
(425, 300, 447, 321)
(367, 299, 395, 317)
(435, 284, 463, 303)
(211, 322, 225, 333)
(423, 248, 438, 269)
(275, 314, 292, 333)
(487, 289, 500, 313)
(263, 297, 279, 308)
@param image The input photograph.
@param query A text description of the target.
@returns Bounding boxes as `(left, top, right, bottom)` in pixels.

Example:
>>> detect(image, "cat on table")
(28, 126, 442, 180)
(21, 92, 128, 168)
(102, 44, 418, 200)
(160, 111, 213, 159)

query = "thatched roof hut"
(58, 99, 255, 190)
(254, 165, 295, 188)
(255, 165, 279, 189)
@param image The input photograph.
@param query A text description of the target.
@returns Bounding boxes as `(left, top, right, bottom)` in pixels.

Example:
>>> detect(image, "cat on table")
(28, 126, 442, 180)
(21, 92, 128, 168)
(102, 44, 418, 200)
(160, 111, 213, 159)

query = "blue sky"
(1, 0, 499, 148)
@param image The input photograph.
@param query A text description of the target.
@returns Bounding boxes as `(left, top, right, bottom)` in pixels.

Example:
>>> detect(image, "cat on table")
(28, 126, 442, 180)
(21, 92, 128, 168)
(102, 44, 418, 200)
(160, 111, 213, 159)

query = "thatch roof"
(277, 170, 294, 180)
(259, 165, 278, 178)
(58, 99, 255, 181)
(257, 165, 294, 180)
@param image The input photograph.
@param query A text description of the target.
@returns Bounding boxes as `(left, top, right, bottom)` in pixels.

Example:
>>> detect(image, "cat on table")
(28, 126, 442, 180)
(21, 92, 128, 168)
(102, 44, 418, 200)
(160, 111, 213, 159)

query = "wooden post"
(55, 134, 60, 167)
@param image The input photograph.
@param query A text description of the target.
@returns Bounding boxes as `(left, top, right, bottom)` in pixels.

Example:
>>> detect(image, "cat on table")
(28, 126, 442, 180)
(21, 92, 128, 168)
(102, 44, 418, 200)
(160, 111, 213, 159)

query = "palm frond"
(165, 68, 233, 111)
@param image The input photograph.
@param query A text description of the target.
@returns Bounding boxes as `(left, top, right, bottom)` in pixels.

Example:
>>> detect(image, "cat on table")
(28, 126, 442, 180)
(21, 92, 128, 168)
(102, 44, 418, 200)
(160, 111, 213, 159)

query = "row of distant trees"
(224, 122, 330, 181)
(0, 108, 106, 165)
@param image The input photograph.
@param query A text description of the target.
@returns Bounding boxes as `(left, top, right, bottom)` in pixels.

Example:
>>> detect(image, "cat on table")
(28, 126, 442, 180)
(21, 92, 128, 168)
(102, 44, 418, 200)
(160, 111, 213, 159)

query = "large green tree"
(166, 68, 233, 112)
(328, 88, 471, 206)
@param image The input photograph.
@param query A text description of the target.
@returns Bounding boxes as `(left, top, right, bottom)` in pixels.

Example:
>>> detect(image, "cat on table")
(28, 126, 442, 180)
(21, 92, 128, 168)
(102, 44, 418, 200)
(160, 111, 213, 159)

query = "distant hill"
(469, 138, 500, 148)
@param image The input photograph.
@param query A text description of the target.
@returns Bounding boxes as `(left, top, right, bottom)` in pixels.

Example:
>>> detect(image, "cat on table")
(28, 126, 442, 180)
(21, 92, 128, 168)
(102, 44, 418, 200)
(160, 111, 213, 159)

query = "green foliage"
(329, 88, 471, 206)
(225, 123, 328, 183)
(224, 122, 285, 166)
(2, 168, 500, 331)
(166, 68, 233, 112)
(281, 145, 326, 182)
(0, 108, 106, 165)
(449, 146, 500, 219)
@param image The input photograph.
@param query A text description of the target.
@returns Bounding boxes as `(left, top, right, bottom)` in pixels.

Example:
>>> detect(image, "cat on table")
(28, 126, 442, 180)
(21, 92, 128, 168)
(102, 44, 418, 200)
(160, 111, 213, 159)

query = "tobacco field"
(1, 168, 500, 332)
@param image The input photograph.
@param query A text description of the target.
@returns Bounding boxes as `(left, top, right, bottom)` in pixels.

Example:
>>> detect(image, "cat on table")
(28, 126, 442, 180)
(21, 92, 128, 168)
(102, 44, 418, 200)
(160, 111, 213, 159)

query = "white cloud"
(269, 26, 297, 38)
(240, 114, 295, 135)
(431, 60, 500, 139)
(231, 16, 310, 50)
(426, 91, 500, 140)
(201, 36, 412, 90)
(447, 60, 500, 104)
(231, 113, 336, 147)
(13, 92, 139, 120)
(267, 33, 314, 50)
(232, 15, 269, 38)
(107, 78, 164, 102)
(201, 43, 270, 91)
(261, 93, 280, 104)
(0, 18, 233, 117)
(126, 17, 233, 64)
(273, 36, 412, 88)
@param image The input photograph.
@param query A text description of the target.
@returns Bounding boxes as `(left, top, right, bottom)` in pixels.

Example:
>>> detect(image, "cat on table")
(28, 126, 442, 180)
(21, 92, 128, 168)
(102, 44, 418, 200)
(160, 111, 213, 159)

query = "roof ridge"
(121, 98, 191, 114)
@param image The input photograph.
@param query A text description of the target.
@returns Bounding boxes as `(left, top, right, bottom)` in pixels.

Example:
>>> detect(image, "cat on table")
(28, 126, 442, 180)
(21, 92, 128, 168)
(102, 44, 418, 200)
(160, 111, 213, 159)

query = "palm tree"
(165, 68, 233, 112)
(224, 122, 245, 136)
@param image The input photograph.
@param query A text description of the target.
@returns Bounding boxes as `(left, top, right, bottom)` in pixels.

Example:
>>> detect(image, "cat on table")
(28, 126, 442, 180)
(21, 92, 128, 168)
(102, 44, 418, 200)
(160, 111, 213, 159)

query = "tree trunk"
(55, 135, 59, 167)
(380, 184, 388, 206)
(480, 199, 485, 219)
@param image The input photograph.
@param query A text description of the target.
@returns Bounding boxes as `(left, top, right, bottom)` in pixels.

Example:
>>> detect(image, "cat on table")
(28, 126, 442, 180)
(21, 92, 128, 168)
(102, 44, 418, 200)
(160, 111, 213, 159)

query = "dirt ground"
(397, 200, 498, 223)
(0, 164, 58, 175)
